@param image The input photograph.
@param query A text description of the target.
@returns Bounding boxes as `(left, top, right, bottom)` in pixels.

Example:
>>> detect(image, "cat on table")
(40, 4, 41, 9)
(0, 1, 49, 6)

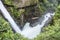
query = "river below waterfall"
(0, 0, 55, 39)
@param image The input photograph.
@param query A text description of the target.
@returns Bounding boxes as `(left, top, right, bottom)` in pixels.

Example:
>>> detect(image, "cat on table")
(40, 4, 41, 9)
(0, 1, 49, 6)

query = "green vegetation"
(0, 0, 60, 40)
(34, 5, 60, 40)
(0, 16, 28, 40)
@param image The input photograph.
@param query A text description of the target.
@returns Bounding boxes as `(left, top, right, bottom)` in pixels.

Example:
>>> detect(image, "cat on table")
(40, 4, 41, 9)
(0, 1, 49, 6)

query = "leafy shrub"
(0, 16, 28, 40)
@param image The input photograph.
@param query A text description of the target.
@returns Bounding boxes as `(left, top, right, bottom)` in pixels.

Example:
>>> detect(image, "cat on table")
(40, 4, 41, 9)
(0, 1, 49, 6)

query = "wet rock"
(3, 0, 44, 27)
(3, 0, 38, 8)
(13, 0, 38, 8)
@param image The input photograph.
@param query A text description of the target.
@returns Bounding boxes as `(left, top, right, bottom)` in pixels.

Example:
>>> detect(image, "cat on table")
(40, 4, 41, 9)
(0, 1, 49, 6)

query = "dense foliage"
(0, 0, 60, 40)
(34, 5, 60, 40)
(0, 16, 28, 40)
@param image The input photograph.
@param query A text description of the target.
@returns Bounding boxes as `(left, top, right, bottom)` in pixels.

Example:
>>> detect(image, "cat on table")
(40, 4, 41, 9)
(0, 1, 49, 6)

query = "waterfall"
(22, 12, 55, 39)
(0, 0, 55, 39)
(0, 0, 22, 33)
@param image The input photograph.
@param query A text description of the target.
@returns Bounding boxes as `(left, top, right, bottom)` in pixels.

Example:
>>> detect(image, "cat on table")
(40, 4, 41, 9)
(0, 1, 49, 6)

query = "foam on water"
(0, 0, 55, 39)
(21, 12, 55, 39)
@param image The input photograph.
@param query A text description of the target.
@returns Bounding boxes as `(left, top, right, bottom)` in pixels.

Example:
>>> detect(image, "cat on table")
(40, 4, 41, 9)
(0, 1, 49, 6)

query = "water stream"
(0, 0, 55, 39)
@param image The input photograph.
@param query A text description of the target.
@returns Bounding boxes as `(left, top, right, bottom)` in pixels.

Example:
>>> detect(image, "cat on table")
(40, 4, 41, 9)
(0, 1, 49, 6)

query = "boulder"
(3, 0, 38, 8)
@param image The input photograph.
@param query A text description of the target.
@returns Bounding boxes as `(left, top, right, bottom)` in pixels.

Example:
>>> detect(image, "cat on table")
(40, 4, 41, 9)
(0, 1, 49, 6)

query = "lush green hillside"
(0, 0, 60, 40)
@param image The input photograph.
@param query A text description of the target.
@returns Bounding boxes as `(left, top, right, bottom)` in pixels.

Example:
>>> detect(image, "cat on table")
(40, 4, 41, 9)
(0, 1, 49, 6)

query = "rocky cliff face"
(2, 0, 58, 27)
(3, 0, 38, 8)
(4, 0, 58, 27)
(13, 0, 38, 8)
(2, 0, 42, 27)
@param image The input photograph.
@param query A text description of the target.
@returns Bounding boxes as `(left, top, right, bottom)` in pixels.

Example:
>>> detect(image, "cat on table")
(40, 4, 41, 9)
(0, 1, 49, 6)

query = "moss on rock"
(3, 0, 38, 8)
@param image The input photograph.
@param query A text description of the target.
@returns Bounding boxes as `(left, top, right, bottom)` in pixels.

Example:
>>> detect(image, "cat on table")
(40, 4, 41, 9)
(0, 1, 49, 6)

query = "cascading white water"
(22, 12, 55, 39)
(0, 0, 55, 39)
(0, 0, 21, 33)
